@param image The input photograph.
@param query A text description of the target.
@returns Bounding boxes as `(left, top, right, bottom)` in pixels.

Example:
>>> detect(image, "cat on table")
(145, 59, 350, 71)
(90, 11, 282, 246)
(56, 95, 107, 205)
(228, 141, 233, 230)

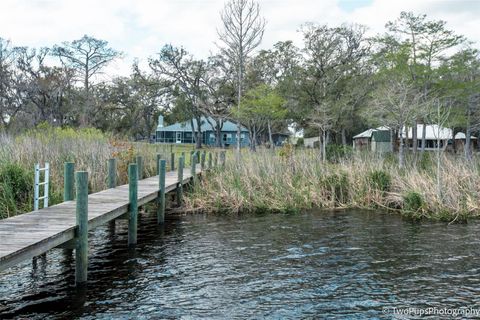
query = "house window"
(241, 133, 245, 140)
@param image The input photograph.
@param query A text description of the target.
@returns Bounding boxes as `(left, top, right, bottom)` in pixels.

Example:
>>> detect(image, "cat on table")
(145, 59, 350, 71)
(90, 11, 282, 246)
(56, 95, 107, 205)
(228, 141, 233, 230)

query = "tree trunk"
(250, 124, 257, 152)
(412, 120, 417, 156)
(196, 117, 202, 149)
(341, 128, 347, 146)
(216, 123, 223, 148)
(322, 130, 327, 162)
(466, 126, 472, 160)
(421, 123, 427, 152)
(399, 125, 405, 168)
(267, 120, 274, 150)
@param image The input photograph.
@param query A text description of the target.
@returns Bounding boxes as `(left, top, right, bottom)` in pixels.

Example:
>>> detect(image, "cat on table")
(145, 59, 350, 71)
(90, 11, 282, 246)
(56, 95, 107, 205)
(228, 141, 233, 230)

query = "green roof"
(157, 116, 248, 132)
(372, 130, 391, 142)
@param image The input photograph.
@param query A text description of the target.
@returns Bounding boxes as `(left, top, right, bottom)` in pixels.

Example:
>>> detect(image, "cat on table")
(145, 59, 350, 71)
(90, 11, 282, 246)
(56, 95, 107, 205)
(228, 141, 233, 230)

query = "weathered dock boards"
(0, 165, 202, 273)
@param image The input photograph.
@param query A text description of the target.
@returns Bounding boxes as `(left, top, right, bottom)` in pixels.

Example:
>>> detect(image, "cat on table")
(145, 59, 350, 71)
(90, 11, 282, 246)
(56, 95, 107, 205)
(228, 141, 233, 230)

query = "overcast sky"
(1, 0, 478, 76)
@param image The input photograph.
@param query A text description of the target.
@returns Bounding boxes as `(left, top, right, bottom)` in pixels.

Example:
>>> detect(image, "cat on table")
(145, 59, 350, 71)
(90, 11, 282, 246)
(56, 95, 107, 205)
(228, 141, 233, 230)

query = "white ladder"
(34, 163, 49, 211)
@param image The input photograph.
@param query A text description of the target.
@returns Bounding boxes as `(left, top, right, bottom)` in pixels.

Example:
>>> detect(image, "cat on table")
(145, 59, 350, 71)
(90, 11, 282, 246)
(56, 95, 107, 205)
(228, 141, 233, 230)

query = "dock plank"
(0, 164, 202, 272)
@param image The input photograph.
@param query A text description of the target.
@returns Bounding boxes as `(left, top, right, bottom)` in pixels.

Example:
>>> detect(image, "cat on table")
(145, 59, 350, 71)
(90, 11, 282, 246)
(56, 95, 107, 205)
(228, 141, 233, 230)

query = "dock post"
(190, 150, 194, 165)
(75, 171, 88, 285)
(156, 153, 162, 175)
(220, 151, 226, 167)
(158, 159, 166, 224)
(170, 152, 175, 171)
(177, 156, 184, 205)
(136, 156, 143, 179)
(208, 152, 212, 169)
(191, 152, 197, 184)
(128, 164, 138, 246)
(201, 151, 206, 171)
(108, 158, 117, 189)
(64, 162, 75, 201)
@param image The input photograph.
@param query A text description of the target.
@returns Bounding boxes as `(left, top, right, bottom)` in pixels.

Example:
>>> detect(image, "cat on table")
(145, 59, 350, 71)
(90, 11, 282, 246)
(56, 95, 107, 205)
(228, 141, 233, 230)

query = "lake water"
(1, 209, 480, 319)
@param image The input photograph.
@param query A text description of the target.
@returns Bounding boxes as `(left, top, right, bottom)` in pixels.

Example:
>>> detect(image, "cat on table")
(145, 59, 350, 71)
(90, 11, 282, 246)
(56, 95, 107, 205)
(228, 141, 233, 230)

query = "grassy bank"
(0, 126, 196, 219)
(184, 147, 480, 222)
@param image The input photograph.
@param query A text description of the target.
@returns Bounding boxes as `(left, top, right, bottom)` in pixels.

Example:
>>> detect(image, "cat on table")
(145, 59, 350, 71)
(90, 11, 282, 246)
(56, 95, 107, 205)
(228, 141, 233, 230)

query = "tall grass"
(0, 126, 194, 219)
(185, 147, 480, 221)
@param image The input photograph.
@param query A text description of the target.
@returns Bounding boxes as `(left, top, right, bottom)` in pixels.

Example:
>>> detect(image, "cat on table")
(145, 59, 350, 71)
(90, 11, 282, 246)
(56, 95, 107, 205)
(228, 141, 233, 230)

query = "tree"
(217, 0, 266, 155)
(437, 48, 480, 159)
(300, 23, 370, 146)
(370, 76, 424, 168)
(236, 84, 286, 151)
(15, 47, 75, 126)
(0, 38, 22, 129)
(384, 12, 465, 154)
(150, 45, 208, 148)
(52, 35, 120, 126)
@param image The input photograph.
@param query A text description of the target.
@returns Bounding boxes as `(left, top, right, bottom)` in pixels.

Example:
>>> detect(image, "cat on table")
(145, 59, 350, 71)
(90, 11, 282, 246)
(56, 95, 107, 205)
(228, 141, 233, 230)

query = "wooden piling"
(108, 158, 117, 189)
(75, 171, 88, 285)
(170, 152, 175, 171)
(64, 162, 75, 201)
(158, 159, 166, 224)
(156, 153, 162, 175)
(191, 152, 197, 184)
(128, 164, 138, 246)
(201, 151, 206, 170)
(190, 150, 194, 165)
(136, 156, 143, 180)
(214, 152, 218, 167)
(177, 156, 184, 205)
(220, 151, 226, 167)
(208, 152, 212, 169)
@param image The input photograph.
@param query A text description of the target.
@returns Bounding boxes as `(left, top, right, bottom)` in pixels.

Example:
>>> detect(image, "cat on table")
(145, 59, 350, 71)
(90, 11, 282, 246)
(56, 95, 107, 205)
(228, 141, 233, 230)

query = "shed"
(371, 130, 392, 153)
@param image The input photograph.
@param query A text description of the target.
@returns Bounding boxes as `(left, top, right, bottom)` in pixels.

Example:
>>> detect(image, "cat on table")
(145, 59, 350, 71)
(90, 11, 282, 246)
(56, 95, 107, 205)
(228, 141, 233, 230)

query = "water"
(1, 209, 480, 319)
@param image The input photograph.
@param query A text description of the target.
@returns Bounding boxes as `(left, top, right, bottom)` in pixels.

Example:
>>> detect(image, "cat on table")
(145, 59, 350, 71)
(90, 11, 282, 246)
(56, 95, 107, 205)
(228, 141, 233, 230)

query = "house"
(454, 132, 478, 152)
(155, 116, 250, 147)
(352, 126, 390, 151)
(271, 132, 290, 146)
(352, 124, 477, 152)
(401, 124, 452, 150)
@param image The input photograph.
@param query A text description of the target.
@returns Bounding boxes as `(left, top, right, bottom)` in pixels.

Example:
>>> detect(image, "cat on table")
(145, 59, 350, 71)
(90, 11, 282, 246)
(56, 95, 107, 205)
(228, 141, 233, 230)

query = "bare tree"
(52, 35, 120, 126)
(217, 0, 266, 155)
(310, 103, 334, 162)
(370, 77, 423, 168)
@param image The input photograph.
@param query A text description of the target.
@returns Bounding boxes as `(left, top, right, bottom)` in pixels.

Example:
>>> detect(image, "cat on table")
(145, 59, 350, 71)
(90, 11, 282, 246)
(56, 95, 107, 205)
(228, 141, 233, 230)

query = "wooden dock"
(0, 151, 218, 283)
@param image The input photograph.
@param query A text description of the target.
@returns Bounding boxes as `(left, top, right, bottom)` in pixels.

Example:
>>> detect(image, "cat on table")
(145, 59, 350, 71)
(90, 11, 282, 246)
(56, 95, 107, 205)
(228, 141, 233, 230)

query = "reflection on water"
(1, 209, 480, 319)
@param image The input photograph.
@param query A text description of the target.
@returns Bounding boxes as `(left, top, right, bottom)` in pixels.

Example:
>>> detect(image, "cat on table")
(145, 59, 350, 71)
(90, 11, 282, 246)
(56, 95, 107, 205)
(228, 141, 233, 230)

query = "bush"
(418, 151, 433, 172)
(368, 170, 391, 192)
(326, 144, 353, 162)
(323, 172, 349, 204)
(0, 164, 32, 218)
(295, 137, 304, 148)
(403, 191, 423, 212)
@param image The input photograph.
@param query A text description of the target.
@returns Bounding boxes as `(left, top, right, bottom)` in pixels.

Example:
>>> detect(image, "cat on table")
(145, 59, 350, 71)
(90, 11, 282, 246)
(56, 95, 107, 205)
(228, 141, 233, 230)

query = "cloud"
(0, 0, 478, 77)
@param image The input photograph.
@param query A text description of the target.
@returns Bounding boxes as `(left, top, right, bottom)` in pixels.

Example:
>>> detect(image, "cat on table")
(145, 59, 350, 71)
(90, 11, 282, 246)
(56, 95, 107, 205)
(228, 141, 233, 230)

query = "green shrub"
(403, 191, 423, 212)
(323, 172, 349, 204)
(418, 151, 433, 172)
(326, 144, 353, 162)
(0, 163, 32, 218)
(295, 137, 304, 148)
(368, 170, 391, 192)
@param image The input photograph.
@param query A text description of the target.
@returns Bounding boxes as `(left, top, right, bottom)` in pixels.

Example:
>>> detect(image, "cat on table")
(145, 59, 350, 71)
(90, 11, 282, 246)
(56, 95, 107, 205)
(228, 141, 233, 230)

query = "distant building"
(352, 124, 477, 152)
(352, 126, 390, 151)
(155, 116, 250, 147)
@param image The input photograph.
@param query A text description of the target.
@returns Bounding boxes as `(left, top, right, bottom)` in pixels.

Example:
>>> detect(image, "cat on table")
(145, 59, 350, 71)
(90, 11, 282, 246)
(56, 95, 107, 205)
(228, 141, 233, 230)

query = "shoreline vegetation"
(0, 126, 191, 219)
(185, 146, 480, 222)
(1, 126, 479, 223)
